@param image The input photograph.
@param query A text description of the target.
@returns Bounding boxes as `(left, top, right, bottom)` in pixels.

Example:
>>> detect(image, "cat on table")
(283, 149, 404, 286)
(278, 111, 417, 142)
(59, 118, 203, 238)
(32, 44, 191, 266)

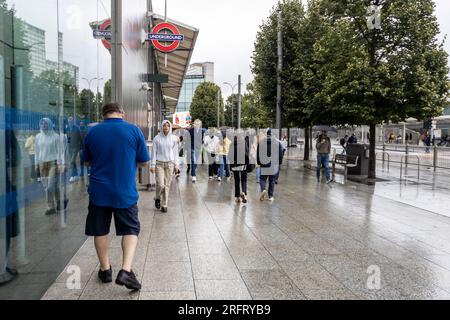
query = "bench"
(332, 154, 359, 181)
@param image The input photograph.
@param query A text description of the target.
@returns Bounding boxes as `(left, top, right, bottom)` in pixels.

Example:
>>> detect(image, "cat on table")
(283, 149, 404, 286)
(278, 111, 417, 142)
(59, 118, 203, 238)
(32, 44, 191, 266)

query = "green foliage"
(103, 79, 112, 105)
(190, 82, 225, 129)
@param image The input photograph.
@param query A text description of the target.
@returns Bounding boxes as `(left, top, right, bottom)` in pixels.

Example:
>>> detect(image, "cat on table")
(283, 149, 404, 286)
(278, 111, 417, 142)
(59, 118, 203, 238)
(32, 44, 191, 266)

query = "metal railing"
(376, 151, 391, 171)
(400, 155, 420, 181)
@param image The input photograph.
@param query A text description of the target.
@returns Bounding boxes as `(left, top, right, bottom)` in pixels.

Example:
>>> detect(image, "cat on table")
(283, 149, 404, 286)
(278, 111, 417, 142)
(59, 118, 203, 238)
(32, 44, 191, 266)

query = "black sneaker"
(155, 199, 161, 210)
(6, 267, 18, 276)
(161, 207, 168, 213)
(98, 267, 113, 284)
(116, 270, 142, 291)
(45, 208, 57, 216)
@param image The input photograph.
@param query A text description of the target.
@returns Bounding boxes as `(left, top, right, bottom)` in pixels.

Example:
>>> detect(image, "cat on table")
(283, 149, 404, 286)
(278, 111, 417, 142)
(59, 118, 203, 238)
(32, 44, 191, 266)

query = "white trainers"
(260, 190, 268, 201)
(240, 192, 248, 204)
(268, 197, 275, 202)
(69, 177, 75, 183)
(217, 177, 222, 182)
(326, 179, 333, 184)
(192, 176, 197, 183)
(235, 197, 241, 203)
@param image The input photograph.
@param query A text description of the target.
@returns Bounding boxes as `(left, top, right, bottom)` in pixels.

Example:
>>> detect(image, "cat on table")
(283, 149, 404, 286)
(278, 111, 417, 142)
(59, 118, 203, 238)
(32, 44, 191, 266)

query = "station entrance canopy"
(149, 12, 199, 114)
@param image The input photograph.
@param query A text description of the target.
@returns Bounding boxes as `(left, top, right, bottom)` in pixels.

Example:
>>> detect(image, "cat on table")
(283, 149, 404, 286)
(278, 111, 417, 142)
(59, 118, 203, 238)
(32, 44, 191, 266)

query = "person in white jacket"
(204, 129, 220, 180)
(35, 118, 68, 215)
(150, 120, 179, 213)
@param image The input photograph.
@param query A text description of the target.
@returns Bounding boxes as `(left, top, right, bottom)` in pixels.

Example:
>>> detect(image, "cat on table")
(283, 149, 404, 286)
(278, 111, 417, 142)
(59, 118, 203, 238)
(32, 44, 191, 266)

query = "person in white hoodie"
(35, 118, 68, 215)
(150, 120, 179, 213)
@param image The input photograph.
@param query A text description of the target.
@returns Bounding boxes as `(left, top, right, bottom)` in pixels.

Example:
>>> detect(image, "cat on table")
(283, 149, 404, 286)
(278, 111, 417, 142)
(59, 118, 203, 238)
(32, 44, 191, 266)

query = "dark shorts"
(85, 202, 140, 237)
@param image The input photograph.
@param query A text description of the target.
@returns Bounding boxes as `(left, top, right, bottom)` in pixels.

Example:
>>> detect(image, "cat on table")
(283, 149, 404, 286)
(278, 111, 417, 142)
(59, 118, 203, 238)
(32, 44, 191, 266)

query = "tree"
(241, 83, 271, 129)
(103, 79, 112, 105)
(314, 0, 449, 180)
(224, 94, 238, 128)
(252, 0, 306, 129)
(79, 89, 95, 122)
(190, 82, 224, 129)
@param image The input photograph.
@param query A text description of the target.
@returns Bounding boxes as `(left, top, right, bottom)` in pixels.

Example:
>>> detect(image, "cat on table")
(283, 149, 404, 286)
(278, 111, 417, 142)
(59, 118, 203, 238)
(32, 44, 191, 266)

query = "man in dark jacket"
(186, 119, 206, 183)
(257, 129, 284, 202)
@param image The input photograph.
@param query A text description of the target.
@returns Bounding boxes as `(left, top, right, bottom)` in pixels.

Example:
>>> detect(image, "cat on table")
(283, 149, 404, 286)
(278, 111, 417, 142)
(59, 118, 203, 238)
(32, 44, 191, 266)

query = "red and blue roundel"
(148, 22, 184, 53)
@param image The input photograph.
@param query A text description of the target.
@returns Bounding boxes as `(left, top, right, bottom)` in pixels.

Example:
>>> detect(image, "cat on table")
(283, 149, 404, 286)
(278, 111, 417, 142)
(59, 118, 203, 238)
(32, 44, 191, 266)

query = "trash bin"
(346, 144, 370, 176)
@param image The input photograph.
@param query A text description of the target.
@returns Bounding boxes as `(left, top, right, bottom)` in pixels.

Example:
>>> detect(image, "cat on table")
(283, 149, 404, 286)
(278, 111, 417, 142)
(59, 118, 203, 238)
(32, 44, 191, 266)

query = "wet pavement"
(42, 156, 450, 300)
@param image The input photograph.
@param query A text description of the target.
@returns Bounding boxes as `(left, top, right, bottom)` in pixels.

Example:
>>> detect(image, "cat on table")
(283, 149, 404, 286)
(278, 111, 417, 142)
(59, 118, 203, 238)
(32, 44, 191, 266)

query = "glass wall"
(0, 0, 111, 299)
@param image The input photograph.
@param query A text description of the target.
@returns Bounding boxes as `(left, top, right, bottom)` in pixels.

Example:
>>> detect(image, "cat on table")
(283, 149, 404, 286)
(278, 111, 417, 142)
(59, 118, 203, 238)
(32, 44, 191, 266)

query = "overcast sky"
(7, 0, 450, 97)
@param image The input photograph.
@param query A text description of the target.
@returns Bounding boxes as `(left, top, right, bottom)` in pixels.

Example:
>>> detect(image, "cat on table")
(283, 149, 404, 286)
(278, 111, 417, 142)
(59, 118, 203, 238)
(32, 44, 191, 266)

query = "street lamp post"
(223, 82, 239, 128)
(82, 77, 97, 122)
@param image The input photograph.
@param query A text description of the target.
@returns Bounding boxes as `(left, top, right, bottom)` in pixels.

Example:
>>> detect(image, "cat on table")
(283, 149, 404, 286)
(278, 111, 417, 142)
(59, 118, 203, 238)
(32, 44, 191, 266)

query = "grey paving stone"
(195, 280, 252, 300)
(190, 253, 241, 280)
(139, 291, 196, 300)
(141, 262, 194, 292)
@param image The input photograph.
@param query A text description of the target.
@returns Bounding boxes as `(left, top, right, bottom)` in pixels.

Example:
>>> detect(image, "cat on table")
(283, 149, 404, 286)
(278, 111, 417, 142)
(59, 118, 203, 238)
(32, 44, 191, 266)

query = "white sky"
(6, 0, 450, 97)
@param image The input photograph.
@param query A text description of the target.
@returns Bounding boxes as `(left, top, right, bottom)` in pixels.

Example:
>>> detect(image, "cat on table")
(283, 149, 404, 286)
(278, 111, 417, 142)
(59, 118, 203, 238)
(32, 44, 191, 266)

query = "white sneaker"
(268, 197, 275, 202)
(209, 176, 213, 180)
(69, 177, 75, 183)
(326, 179, 333, 184)
(260, 190, 268, 201)
(235, 197, 241, 203)
(192, 176, 197, 183)
(217, 177, 222, 182)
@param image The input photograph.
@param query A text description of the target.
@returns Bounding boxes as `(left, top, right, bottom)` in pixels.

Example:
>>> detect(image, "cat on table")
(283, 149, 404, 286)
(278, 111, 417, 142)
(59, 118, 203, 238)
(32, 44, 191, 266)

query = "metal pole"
(238, 75, 242, 130)
(217, 89, 220, 128)
(276, 11, 282, 133)
(433, 146, 438, 172)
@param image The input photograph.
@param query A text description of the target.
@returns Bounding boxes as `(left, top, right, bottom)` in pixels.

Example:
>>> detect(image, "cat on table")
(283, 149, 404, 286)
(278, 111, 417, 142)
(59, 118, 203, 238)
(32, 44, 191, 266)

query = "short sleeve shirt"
(82, 119, 150, 208)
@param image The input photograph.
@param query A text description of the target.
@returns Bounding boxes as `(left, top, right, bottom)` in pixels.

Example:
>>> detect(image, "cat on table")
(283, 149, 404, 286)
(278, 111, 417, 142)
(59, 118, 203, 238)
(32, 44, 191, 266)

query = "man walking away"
(82, 103, 150, 291)
(150, 120, 179, 213)
(217, 129, 232, 182)
(257, 129, 284, 202)
(316, 130, 332, 184)
(188, 119, 206, 183)
(229, 132, 250, 204)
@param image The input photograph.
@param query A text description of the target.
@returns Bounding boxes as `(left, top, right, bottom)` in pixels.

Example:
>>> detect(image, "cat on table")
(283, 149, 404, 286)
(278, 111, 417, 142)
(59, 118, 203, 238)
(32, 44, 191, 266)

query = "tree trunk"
(304, 126, 310, 161)
(368, 123, 377, 180)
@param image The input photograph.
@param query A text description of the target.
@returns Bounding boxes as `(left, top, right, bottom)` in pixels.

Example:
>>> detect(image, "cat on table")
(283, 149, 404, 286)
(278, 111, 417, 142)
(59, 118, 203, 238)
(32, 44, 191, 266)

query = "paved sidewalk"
(42, 162, 450, 300)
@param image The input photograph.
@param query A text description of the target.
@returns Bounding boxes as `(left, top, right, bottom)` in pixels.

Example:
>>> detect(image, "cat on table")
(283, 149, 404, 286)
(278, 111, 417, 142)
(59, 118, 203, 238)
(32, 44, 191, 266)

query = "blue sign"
(93, 30, 112, 39)
(147, 33, 184, 42)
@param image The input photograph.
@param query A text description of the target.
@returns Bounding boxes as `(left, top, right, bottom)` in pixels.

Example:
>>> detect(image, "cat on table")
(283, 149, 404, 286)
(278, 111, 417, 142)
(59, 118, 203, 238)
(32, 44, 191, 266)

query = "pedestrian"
(229, 132, 251, 204)
(25, 133, 37, 180)
(257, 129, 284, 202)
(347, 133, 357, 145)
(150, 120, 179, 213)
(216, 129, 232, 182)
(66, 116, 82, 183)
(35, 118, 68, 215)
(316, 130, 333, 184)
(255, 131, 266, 184)
(82, 103, 150, 291)
(204, 128, 220, 180)
(187, 119, 206, 183)
(275, 135, 287, 184)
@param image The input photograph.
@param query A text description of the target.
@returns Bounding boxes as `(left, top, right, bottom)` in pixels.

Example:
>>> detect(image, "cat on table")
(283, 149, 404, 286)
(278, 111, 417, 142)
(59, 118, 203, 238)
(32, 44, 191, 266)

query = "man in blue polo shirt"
(82, 102, 150, 291)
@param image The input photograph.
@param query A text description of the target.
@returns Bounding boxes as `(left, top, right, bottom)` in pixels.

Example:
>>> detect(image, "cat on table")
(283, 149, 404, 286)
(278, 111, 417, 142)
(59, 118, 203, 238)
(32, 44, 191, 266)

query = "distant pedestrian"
(82, 103, 150, 291)
(316, 130, 332, 184)
(229, 132, 251, 204)
(257, 129, 284, 202)
(187, 119, 206, 183)
(347, 133, 357, 145)
(151, 120, 179, 213)
(66, 116, 82, 183)
(216, 129, 231, 182)
(204, 129, 220, 180)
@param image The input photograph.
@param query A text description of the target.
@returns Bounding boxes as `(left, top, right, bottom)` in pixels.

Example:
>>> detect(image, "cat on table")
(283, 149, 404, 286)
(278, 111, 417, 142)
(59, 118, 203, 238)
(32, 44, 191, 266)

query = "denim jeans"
(218, 155, 230, 178)
(191, 149, 201, 177)
(317, 154, 331, 180)
(256, 167, 261, 183)
(260, 175, 276, 198)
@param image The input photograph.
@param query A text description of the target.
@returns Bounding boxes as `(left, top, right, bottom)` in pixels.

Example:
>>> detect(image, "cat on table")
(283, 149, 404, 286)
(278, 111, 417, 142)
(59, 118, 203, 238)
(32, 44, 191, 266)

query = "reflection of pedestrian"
(217, 130, 231, 182)
(204, 129, 220, 180)
(187, 120, 206, 183)
(66, 117, 82, 183)
(79, 120, 88, 178)
(35, 118, 68, 215)
(150, 120, 179, 213)
(25, 133, 37, 180)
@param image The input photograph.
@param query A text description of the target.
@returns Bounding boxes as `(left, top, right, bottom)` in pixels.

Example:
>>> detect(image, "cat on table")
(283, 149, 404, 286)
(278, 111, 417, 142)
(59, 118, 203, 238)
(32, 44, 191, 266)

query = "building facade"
(176, 62, 214, 113)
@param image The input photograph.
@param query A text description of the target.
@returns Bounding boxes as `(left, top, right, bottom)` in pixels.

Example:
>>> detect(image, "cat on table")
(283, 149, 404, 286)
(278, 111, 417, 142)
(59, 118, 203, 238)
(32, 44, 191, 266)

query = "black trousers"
(233, 170, 248, 198)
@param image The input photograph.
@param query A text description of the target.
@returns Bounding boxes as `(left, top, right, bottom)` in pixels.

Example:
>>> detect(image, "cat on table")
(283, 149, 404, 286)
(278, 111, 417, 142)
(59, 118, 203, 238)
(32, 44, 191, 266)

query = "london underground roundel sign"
(92, 19, 112, 51)
(148, 22, 184, 53)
